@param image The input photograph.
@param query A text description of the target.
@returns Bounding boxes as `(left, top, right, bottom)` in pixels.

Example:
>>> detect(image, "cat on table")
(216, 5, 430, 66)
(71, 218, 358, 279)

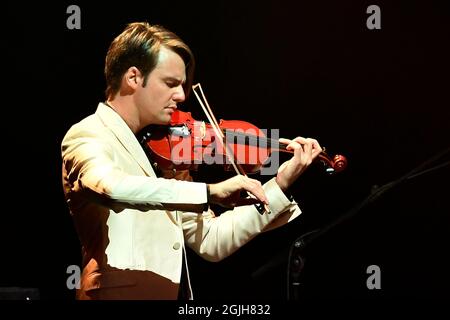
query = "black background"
(3, 0, 449, 302)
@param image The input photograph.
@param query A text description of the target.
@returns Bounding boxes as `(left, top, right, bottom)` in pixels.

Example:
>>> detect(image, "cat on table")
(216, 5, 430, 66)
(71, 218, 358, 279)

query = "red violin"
(141, 109, 347, 175)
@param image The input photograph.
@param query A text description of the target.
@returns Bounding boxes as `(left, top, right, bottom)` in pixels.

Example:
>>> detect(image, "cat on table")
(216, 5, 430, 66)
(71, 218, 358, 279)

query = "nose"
(173, 85, 185, 103)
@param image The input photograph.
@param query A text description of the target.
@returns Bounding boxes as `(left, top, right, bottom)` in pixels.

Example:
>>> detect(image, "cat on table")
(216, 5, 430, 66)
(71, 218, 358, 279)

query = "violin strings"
(192, 84, 244, 175)
(222, 129, 288, 151)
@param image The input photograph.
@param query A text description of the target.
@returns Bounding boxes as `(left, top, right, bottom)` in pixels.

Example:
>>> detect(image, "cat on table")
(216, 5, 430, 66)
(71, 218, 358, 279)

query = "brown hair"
(104, 22, 195, 99)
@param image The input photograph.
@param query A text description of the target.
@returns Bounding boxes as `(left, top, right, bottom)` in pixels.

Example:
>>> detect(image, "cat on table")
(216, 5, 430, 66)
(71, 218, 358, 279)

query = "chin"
(158, 116, 172, 125)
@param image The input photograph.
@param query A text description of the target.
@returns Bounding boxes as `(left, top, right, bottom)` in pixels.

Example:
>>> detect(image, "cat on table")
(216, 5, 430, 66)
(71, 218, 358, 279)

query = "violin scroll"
(317, 152, 348, 175)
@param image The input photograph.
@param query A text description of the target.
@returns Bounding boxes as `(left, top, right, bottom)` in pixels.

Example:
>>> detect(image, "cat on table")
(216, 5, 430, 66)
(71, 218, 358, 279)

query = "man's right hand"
(208, 175, 269, 208)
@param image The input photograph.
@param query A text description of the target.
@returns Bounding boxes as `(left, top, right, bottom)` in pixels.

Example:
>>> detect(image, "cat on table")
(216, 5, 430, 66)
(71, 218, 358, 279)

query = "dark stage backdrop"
(3, 0, 449, 301)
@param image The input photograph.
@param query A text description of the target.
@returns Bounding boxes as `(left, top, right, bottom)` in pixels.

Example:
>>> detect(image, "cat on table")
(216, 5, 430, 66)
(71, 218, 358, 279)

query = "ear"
(123, 66, 143, 90)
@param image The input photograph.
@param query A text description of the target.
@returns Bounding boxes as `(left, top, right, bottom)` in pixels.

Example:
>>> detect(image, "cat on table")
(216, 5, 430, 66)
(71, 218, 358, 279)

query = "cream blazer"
(61, 103, 301, 299)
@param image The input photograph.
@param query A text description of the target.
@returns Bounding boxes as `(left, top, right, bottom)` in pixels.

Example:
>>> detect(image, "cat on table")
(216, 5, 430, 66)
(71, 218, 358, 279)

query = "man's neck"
(106, 97, 140, 134)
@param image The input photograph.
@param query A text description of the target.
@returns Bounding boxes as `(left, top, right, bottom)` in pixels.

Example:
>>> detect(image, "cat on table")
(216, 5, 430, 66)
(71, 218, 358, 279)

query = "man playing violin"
(61, 21, 322, 300)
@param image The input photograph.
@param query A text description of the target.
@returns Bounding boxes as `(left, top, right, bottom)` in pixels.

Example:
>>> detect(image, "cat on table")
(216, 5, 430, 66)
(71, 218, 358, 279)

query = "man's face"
(135, 46, 186, 126)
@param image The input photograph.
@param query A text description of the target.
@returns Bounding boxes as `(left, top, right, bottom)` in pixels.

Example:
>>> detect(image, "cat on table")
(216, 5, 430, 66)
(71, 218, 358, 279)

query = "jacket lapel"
(95, 103, 155, 177)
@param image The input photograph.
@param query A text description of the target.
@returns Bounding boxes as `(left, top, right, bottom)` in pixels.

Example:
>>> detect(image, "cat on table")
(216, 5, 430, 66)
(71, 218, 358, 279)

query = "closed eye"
(164, 77, 184, 88)
(166, 81, 178, 88)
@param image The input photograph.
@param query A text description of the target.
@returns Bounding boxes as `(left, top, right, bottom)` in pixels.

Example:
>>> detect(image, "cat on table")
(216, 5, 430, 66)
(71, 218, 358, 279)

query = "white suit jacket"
(61, 103, 301, 299)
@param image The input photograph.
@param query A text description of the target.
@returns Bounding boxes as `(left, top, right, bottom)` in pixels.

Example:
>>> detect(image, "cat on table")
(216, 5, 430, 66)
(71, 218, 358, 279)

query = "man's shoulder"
(62, 104, 117, 149)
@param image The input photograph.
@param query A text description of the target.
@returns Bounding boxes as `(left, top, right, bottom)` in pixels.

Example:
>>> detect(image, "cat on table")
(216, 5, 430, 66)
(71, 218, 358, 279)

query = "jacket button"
(173, 242, 181, 250)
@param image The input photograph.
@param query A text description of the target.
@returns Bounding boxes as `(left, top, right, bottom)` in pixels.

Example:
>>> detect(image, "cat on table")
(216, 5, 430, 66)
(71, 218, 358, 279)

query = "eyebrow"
(163, 76, 186, 85)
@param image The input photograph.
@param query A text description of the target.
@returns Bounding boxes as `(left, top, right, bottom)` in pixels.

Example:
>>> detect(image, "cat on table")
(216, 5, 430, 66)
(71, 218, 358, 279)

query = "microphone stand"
(287, 146, 450, 300)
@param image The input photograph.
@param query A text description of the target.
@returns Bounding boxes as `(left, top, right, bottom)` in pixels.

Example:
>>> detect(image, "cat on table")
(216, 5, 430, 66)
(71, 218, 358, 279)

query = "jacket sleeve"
(182, 178, 301, 262)
(62, 127, 208, 213)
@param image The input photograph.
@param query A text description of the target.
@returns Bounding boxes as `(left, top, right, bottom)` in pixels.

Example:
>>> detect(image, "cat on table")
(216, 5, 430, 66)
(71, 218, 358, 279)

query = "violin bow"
(192, 83, 270, 213)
